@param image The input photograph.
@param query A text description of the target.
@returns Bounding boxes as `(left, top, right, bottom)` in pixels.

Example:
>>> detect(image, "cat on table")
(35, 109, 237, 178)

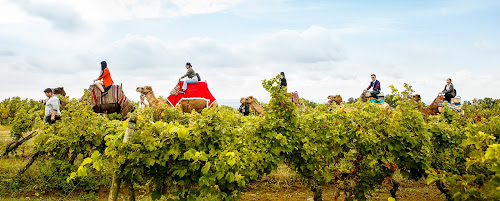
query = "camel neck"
(145, 91, 159, 107)
(249, 101, 263, 114)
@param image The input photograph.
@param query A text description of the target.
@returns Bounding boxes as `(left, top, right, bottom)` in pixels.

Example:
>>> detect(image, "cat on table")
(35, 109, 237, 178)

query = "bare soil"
(241, 178, 444, 201)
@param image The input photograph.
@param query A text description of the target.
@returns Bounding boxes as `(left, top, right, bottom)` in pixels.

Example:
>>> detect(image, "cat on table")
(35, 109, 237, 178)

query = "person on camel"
(279, 72, 287, 89)
(366, 74, 381, 99)
(179, 62, 198, 94)
(441, 78, 456, 103)
(93, 61, 114, 96)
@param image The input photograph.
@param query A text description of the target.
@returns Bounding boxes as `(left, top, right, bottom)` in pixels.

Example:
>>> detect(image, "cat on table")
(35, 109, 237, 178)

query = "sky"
(1, 0, 499, 105)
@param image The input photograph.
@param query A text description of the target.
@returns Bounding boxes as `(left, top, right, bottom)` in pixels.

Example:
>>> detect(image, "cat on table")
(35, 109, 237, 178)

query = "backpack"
(196, 73, 201, 81)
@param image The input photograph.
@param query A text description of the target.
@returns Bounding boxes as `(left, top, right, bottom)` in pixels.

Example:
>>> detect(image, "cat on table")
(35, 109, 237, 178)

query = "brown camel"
(242, 96, 263, 114)
(328, 95, 343, 105)
(136, 86, 217, 113)
(85, 85, 124, 117)
(410, 94, 445, 116)
(53, 87, 66, 96)
(136, 86, 171, 110)
(327, 95, 351, 112)
(359, 92, 390, 110)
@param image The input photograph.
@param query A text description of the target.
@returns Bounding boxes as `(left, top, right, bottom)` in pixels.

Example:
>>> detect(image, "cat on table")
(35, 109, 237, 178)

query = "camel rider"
(239, 97, 250, 116)
(179, 62, 198, 94)
(93, 61, 114, 95)
(366, 74, 381, 99)
(280, 72, 287, 89)
(441, 78, 456, 103)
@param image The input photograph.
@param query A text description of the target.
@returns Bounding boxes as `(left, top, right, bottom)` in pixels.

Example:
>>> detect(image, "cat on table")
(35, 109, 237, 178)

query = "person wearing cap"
(279, 72, 287, 89)
(366, 74, 381, 99)
(43, 88, 61, 124)
(441, 78, 456, 103)
(93, 61, 114, 95)
(179, 62, 198, 94)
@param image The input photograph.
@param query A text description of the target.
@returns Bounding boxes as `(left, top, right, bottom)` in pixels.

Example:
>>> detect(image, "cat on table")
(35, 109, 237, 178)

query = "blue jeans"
(370, 90, 380, 99)
(182, 79, 198, 90)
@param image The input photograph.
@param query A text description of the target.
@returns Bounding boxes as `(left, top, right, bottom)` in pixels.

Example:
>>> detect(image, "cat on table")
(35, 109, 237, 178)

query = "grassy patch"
(0, 125, 12, 145)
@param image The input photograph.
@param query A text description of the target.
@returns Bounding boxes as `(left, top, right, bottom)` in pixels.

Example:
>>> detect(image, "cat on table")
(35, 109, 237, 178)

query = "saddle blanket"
(167, 81, 216, 107)
(90, 85, 135, 118)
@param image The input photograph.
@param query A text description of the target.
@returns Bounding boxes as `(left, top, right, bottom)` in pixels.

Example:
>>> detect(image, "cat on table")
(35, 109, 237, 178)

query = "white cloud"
(10, 0, 86, 31)
(1, 1, 499, 106)
(0, 0, 32, 24)
(171, 0, 244, 15)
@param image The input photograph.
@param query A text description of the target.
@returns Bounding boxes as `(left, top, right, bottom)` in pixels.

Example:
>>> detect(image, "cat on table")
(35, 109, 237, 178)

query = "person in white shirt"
(441, 78, 456, 103)
(43, 88, 61, 124)
(139, 94, 149, 108)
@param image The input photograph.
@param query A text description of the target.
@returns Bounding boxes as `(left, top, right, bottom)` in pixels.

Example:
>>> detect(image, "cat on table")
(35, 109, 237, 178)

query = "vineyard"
(0, 75, 499, 201)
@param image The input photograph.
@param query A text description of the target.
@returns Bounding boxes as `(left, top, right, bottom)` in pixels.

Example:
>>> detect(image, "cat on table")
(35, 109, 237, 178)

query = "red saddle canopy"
(167, 81, 217, 107)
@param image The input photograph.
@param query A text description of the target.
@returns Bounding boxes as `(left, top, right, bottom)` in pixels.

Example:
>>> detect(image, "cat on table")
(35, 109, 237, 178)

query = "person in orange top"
(93, 61, 114, 95)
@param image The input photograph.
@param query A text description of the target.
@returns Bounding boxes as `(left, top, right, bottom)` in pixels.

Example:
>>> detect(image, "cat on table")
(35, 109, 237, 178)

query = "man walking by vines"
(43, 88, 61, 124)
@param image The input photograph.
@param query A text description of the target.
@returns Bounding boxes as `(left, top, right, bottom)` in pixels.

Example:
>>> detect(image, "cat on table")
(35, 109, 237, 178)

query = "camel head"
(328, 95, 343, 105)
(240, 97, 246, 104)
(409, 94, 421, 102)
(434, 95, 445, 104)
(242, 96, 257, 104)
(359, 92, 368, 102)
(170, 85, 180, 96)
(53, 87, 66, 96)
(136, 86, 153, 95)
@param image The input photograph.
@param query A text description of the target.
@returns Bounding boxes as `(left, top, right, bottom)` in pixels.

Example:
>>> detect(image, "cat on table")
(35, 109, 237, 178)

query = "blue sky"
(1, 0, 499, 104)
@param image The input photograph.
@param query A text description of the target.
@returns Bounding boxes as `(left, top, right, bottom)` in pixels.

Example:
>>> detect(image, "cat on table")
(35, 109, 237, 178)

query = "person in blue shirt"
(366, 74, 381, 99)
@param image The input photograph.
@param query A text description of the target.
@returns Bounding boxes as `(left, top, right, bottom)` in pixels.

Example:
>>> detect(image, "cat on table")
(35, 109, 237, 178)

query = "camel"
(136, 86, 171, 110)
(83, 84, 135, 120)
(327, 95, 351, 112)
(241, 96, 263, 114)
(359, 92, 391, 110)
(290, 91, 303, 107)
(136, 86, 217, 113)
(85, 85, 123, 116)
(328, 95, 343, 105)
(410, 94, 445, 116)
(53, 87, 66, 96)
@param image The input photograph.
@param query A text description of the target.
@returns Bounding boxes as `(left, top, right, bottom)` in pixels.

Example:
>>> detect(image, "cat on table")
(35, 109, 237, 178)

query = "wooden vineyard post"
(108, 114, 137, 201)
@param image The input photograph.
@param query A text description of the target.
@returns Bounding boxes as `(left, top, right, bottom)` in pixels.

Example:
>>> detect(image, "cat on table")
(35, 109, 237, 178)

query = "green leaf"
(201, 162, 211, 175)
(151, 191, 162, 200)
(91, 150, 100, 160)
(81, 157, 92, 166)
(77, 166, 87, 177)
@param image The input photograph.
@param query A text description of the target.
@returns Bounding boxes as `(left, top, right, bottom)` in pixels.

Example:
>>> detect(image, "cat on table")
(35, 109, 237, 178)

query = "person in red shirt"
(93, 61, 114, 95)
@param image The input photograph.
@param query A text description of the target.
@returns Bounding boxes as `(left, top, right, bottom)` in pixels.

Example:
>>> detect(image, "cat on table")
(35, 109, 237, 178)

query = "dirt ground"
(240, 178, 444, 201)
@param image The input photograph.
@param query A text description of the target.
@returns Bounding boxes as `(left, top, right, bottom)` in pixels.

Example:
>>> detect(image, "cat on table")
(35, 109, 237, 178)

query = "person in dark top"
(238, 97, 249, 116)
(441, 78, 456, 103)
(280, 72, 287, 89)
(179, 62, 198, 94)
(366, 74, 381, 99)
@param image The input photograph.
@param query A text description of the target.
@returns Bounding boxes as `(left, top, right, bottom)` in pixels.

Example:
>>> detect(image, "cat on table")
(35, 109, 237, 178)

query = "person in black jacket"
(280, 72, 287, 89)
(238, 97, 249, 116)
